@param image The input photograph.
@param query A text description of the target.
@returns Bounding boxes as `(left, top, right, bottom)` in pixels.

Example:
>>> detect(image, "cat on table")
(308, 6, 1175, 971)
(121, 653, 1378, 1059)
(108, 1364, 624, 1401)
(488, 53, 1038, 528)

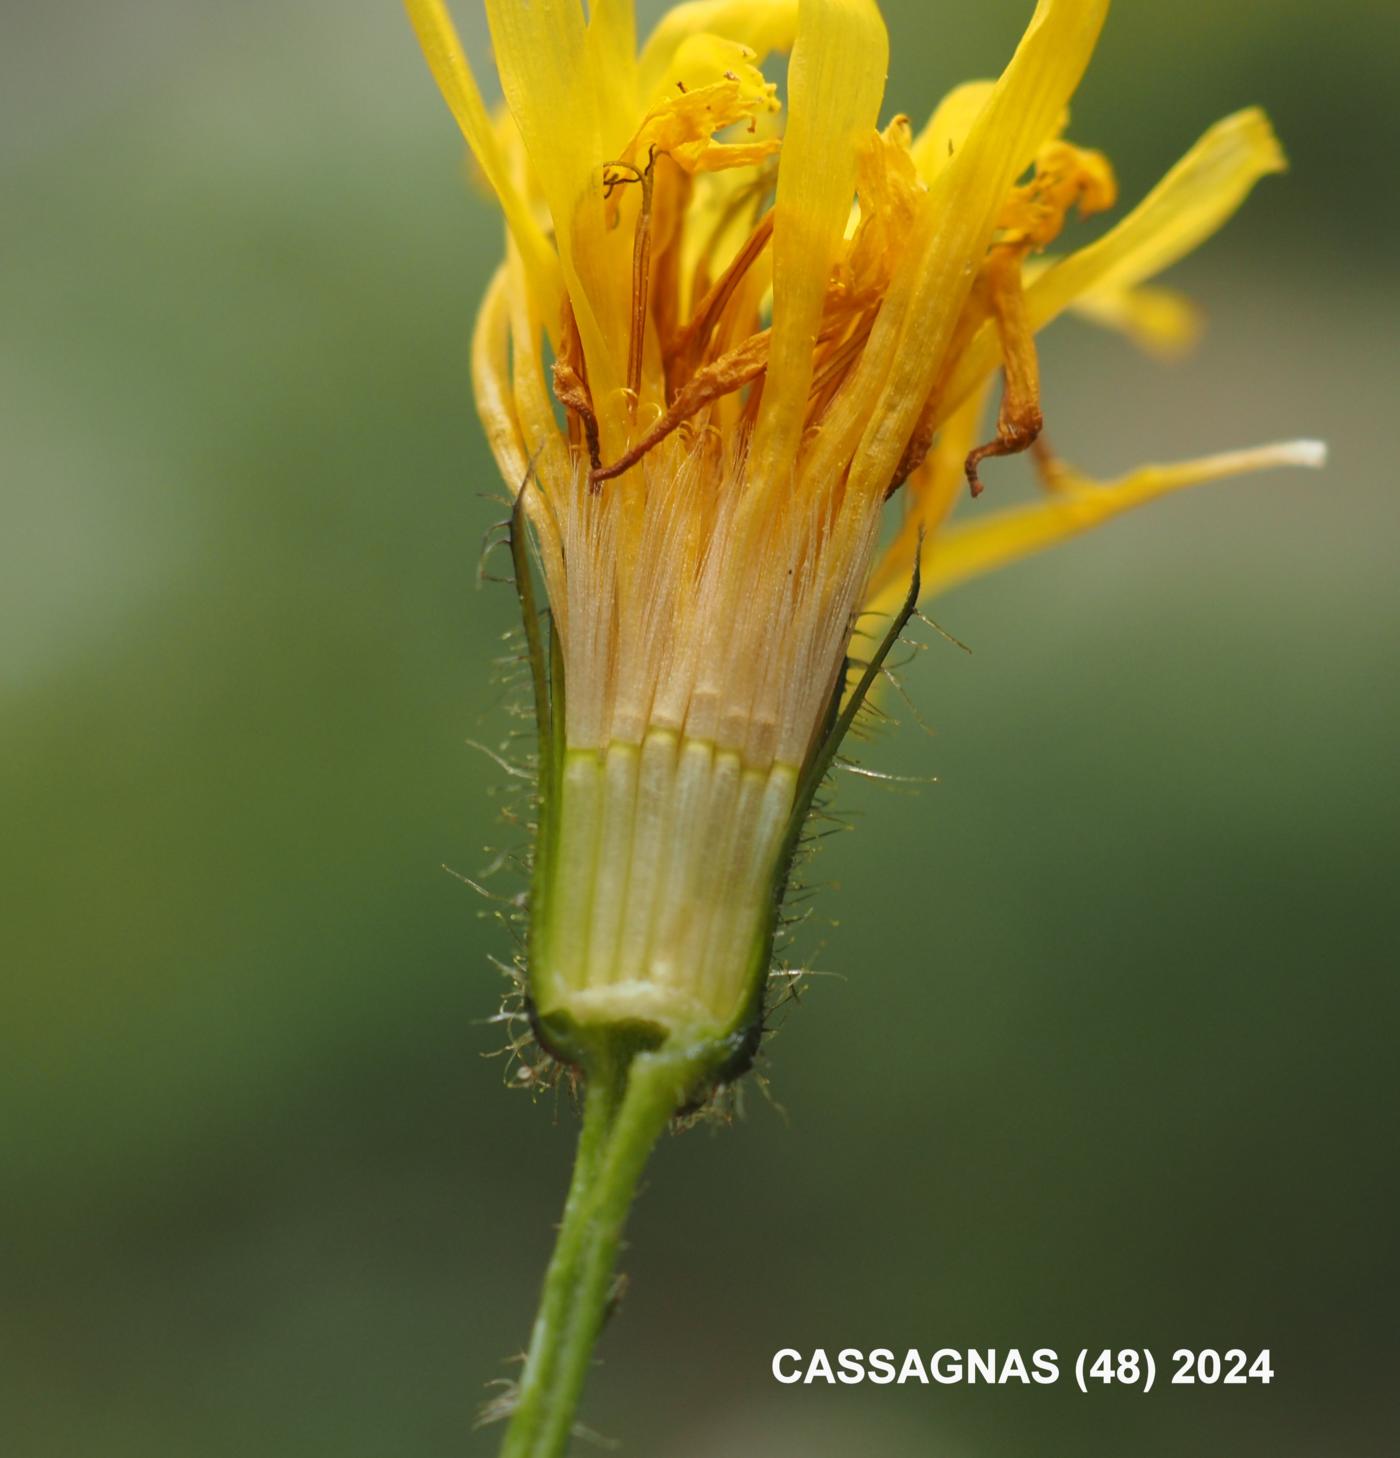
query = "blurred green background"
(3, 2, 1396, 1454)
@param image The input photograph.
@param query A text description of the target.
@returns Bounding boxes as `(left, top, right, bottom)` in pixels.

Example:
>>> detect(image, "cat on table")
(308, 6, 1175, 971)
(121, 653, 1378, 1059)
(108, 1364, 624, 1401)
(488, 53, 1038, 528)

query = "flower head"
(407, 0, 1321, 1077)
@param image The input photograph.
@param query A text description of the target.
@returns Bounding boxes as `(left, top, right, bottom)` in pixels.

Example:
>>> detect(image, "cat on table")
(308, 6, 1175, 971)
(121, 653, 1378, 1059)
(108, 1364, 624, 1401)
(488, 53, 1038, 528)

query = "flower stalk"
(500, 1042, 712, 1458)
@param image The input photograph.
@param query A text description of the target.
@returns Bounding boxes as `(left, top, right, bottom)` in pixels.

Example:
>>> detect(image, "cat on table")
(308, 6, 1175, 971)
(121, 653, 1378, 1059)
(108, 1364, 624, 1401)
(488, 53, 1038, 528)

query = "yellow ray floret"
(937, 108, 1287, 426)
(403, 0, 560, 316)
(808, 0, 1110, 508)
(865, 440, 1327, 621)
(860, 105, 1296, 621)
(747, 0, 888, 491)
(1069, 281, 1204, 357)
(637, 0, 799, 94)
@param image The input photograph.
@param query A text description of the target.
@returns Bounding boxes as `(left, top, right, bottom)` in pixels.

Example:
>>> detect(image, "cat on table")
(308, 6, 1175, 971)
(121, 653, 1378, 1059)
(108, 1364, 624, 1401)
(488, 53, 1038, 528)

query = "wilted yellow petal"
(622, 36, 781, 175)
(912, 439, 1326, 602)
(748, 0, 888, 489)
(592, 332, 771, 485)
(939, 108, 1286, 418)
(403, 0, 561, 316)
(638, 0, 799, 93)
(816, 0, 1109, 505)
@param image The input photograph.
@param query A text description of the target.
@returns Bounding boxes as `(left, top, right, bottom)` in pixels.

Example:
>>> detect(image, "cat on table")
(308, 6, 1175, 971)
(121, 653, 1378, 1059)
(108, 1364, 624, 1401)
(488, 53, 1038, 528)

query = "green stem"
(499, 1042, 714, 1458)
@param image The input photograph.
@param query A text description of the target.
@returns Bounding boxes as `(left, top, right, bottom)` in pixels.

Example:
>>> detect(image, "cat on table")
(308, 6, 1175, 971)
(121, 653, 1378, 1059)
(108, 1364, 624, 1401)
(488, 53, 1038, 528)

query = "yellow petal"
(909, 80, 994, 182)
(471, 264, 527, 488)
(585, 2, 640, 222)
(748, 0, 889, 490)
(586, 0, 638, 100)
(1060, 109, 1285, 300)
(813, 0, 1109, 505)
(862, 377, 994, 616)
(1069, 281, 1204, 357)
(473, 259, 570, 610)
(403, 0, 561, 317)
(939, 108, 1286, 418)
(484, 0, 631, 442)
(503, 236, 574, 493)
(906, 439, 1326, 604)
(638, 0, 799, 94)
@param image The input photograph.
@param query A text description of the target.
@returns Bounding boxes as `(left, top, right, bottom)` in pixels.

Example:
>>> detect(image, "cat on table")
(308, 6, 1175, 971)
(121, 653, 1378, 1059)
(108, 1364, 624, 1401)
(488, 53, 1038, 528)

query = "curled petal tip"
(1280, 438, 1328, 469)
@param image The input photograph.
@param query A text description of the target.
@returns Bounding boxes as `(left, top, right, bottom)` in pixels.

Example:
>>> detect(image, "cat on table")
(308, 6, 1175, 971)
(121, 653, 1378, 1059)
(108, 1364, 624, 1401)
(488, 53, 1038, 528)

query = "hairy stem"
(499, 1042, 714, 1458)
